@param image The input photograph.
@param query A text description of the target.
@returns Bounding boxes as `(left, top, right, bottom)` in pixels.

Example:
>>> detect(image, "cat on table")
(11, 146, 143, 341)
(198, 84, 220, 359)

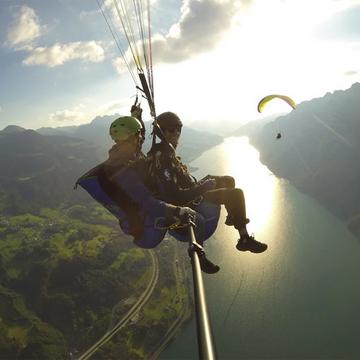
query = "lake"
(160, 137, 360, 360)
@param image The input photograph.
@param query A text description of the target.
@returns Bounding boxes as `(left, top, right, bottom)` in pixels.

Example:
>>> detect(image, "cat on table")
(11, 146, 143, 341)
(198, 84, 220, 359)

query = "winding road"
(147, 243, 191, 360)
(77, 250, 159, 360)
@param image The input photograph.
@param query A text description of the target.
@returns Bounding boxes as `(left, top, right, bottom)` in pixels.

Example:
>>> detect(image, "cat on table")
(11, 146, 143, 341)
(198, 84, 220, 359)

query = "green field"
(0, 204, 192, 359)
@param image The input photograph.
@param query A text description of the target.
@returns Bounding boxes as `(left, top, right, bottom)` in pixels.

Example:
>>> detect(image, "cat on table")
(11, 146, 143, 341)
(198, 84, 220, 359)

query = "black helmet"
(156, 112, 183, 130)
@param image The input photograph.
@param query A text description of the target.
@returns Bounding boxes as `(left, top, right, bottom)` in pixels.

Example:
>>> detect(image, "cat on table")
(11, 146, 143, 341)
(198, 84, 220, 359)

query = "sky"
(1, 0, 360, 133)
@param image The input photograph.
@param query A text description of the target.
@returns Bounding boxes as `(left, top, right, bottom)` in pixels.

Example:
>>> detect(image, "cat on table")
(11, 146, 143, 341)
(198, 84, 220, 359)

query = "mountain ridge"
(248, 82, 360, 238)
(0, 120, 223, 214)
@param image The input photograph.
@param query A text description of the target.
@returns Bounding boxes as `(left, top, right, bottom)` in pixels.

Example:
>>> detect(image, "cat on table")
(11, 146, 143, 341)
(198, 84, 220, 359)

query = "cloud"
(102, 98, 138, 115)
(23, 41, 105, 67)
(109, 0, 251, 69)
(316, 3, 360, 40)
(0, 106, 2, 113)
(151, 0, 249, 63)
(48, 99, 131, 126)
(100, 101, 127, 113)
(113, 57, 128, 74)
(5, 5, 41, 49)
(49, 108, 86, 124)
(344, 70, 359, 76)
(80, 9, 99, 21)
(5, 5, 105, 67)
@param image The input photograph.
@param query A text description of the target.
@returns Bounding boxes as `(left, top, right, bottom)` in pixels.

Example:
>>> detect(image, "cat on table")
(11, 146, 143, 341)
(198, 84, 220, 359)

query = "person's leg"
(131, 214, 167, 248)
(213, 175, 236, 189)
(200, 175, 235, 189)
(192, 200, 221, 241)
(169, 213, 220, 274)
(203, 188, 267, 253)
(203, 188, 248, 228)
(133, 226, 167, 249)
(203, 176, 246, 227)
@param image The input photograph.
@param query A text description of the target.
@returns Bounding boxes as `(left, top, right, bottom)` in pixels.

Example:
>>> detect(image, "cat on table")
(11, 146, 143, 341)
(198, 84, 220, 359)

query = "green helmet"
(109, 116, 142, 142)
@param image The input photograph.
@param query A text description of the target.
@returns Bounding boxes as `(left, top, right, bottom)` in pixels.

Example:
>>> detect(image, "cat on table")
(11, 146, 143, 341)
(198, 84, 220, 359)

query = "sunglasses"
(163, 125, 182, 133)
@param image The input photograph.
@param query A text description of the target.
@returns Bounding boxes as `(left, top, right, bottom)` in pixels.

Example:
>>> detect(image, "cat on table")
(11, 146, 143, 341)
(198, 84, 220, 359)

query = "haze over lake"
(161, 137, 360, 360)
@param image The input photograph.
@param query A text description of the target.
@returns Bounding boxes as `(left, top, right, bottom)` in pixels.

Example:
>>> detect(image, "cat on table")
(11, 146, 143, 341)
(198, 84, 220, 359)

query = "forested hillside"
(0, 126, 196, 358)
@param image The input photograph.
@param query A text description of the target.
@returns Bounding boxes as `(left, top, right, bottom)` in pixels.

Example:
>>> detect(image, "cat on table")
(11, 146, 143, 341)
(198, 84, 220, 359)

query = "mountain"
(0, 129, 99, 214)
(37, 115, 116, 156)
(231, 114, 284, 138)
(250, 82, 360, 238)
(177, 126, 223, 162)
(35, 126, 76, 137)
(36, 114, 223, 162)
(0, 120, 222, 215)
(2, 125, 26, 134)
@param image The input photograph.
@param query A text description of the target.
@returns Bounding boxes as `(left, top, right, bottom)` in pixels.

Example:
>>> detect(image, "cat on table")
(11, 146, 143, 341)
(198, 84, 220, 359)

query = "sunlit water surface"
(160, 137, 360, 360)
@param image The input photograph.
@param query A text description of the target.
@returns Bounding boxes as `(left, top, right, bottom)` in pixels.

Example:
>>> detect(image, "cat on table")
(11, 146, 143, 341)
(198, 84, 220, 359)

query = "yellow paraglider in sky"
(257, 94, 297, 113)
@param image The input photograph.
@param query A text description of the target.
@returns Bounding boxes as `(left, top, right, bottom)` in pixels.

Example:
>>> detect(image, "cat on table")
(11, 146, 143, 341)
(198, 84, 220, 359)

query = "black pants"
(202, 175, 248, 228)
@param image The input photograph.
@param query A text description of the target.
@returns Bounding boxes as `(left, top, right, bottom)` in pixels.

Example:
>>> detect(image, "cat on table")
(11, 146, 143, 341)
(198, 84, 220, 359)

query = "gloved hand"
(175, 206, 197, 224)
(131, 104, 143, 121)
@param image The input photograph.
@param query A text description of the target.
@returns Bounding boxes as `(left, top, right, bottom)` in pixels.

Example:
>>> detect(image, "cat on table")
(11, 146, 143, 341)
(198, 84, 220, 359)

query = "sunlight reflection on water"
(161, 136, 360, 360)
(191, 137, 286, 275)
(220, 136, 277, 233)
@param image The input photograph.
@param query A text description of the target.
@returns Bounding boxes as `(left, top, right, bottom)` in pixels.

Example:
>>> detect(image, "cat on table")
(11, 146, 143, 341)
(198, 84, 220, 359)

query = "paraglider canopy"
(257, 94, 296, 113)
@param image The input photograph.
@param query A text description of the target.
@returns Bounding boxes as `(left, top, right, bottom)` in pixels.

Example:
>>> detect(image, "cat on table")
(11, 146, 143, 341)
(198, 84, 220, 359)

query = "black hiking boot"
(236, 235, 267, 253)
(198, 253, 220, 274)
(225, 215, 250, 227)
